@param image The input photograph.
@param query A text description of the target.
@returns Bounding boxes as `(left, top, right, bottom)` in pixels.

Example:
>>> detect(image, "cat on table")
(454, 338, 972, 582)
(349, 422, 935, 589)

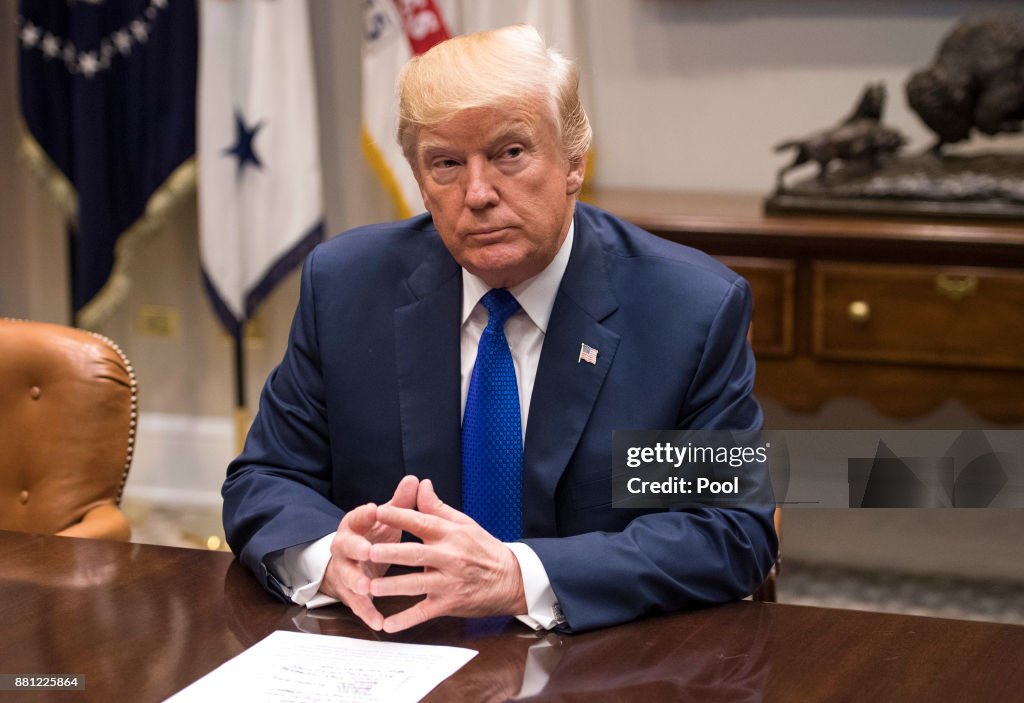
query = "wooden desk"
(1, 531, 1022, 702)
(589, 189, 1024, 424)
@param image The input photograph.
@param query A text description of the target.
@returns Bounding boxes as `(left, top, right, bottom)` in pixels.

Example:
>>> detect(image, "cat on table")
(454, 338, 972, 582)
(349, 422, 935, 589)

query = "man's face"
(413, 100, 584, 289)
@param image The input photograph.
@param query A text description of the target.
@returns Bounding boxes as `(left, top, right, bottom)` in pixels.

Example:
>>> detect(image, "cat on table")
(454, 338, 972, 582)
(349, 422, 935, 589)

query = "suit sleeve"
(221, 248, 345, 598)
(523, 278, 778, 632)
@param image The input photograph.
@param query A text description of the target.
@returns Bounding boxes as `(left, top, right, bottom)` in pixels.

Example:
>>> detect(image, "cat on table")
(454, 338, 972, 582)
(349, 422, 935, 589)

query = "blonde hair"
(397, 25, 591, 167)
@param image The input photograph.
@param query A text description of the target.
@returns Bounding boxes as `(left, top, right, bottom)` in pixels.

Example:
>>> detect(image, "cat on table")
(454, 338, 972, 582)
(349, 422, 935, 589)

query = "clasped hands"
(320, 475, 527, 633)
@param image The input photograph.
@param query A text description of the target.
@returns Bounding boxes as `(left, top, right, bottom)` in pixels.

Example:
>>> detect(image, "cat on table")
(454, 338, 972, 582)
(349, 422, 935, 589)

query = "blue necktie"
(463, 289, 522, 542)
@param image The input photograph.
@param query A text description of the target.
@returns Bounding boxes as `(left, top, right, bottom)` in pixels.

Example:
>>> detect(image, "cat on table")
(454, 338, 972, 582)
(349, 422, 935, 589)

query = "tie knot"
(481, 289, 520, 329)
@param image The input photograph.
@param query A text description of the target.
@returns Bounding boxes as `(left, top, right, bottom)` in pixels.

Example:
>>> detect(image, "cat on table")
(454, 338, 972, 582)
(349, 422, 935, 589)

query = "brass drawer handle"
(935, 274, 978, 301)
(847, 300, 871, 324)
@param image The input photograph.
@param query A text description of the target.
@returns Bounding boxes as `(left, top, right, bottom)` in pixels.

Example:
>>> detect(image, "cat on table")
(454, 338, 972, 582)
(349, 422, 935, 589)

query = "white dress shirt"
(267, 220, 575, 630)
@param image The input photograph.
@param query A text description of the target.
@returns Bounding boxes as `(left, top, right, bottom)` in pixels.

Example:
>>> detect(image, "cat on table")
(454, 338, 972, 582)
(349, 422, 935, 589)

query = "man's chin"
(464, 257, 531, 289)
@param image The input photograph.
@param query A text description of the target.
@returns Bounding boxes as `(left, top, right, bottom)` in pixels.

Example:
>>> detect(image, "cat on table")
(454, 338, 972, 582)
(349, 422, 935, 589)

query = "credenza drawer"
(813, 262, 1024, 369)
(720, 256, 795, 357)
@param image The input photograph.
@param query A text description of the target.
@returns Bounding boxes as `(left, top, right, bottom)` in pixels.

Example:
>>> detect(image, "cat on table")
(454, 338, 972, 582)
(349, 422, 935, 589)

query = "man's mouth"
(466, 227, 510, 238)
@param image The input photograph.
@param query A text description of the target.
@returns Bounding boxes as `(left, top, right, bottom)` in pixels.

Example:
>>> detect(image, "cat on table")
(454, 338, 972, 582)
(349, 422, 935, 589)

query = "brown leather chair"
(0, 319, 137, 540)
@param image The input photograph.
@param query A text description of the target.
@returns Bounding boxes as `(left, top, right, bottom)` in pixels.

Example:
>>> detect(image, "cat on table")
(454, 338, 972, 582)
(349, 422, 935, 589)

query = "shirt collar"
(461, 217, 574, 334)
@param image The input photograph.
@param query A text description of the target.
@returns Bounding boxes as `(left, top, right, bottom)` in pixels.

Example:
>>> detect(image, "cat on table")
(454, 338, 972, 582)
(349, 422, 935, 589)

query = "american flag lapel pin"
(578, 342, 598, 365)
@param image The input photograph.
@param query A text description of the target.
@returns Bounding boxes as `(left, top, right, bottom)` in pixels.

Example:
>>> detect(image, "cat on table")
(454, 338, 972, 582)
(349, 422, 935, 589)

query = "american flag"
(578, 343, 599, 365)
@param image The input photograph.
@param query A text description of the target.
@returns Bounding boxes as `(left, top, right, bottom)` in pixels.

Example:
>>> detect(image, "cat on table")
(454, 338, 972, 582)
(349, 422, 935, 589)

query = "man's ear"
(566, 156, 585, 196)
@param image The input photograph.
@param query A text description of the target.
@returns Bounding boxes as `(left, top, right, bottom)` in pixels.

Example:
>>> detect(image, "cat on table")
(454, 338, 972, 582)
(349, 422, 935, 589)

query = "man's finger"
(382, 598, 443, 633)
(334, 524, 374, 563)
(344, 592, 385, 631)
(388, 474, 420, 510)
(368, 540, 442, 568)
(416, 479, 474, 524)
(341, 503, 380, 535)
(375, 504, 450, 541)
(323, 553, 372, 597)
(368, 570, 436, 598)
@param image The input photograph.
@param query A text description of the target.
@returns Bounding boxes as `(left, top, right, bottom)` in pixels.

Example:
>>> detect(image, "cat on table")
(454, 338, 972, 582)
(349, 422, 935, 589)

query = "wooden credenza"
(589, 189, 1024, 424)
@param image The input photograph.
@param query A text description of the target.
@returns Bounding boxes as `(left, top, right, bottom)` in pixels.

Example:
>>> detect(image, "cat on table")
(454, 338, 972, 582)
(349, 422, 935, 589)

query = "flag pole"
(233, 324, 248, 455)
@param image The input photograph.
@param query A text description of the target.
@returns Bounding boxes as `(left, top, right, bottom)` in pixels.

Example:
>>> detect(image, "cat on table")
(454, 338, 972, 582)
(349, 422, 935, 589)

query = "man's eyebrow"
(418, 121, 536, 155)
(417, 138, 450, 156)
(489, 120, 536, 144)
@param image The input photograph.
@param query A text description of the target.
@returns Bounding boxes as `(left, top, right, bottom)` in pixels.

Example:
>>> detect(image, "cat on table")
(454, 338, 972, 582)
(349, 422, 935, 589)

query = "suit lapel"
(522, 213, 620, 537)
(394, 244, 464, 509)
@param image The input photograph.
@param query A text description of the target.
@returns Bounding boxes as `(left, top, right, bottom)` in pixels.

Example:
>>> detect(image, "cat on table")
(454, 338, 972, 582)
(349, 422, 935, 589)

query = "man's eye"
(503, 147, 524, 159)
(434, 159, 459, 169)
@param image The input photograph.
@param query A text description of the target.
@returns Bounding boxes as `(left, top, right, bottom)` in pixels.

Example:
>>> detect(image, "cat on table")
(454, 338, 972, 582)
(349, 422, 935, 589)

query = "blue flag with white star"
(198, 0, 324, 338)
(17, 0, 197, 325)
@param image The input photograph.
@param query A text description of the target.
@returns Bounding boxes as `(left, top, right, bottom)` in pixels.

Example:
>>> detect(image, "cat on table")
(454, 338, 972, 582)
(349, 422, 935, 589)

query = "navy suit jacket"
(223, 202, 777, 632)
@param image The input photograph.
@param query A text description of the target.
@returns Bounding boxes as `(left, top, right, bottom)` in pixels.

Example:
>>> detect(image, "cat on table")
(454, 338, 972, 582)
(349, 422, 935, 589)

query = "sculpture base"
(766, 152, 1024, 221)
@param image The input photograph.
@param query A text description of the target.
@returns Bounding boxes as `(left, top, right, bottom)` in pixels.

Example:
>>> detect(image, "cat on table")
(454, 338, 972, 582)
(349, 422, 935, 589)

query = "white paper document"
(165, 630, 478, 703)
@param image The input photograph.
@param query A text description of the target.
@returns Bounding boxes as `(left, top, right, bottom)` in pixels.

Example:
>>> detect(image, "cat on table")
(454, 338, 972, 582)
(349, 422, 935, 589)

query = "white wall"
(582, 1, 988, 191)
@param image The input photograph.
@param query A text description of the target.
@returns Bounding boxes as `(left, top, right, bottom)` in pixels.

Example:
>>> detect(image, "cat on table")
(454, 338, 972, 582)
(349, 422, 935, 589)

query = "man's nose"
(464, 158, 499, 209)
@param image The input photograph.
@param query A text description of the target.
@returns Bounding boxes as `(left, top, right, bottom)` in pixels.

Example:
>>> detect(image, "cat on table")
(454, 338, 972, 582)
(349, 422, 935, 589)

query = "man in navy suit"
(223, 25, 776, 634)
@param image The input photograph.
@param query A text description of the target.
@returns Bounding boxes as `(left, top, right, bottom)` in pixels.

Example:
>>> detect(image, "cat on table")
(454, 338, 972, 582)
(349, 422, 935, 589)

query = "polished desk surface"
(2, 530, 1023, 702)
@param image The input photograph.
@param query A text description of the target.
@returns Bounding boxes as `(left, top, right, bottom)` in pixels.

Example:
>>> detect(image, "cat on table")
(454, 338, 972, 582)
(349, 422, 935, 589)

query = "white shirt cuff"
(265, 533, 339, 610)
(506, 542, 562, 630)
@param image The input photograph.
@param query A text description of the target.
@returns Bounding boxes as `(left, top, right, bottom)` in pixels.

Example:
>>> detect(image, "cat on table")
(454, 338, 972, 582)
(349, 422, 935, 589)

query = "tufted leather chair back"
(0, 319, 137, 540)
